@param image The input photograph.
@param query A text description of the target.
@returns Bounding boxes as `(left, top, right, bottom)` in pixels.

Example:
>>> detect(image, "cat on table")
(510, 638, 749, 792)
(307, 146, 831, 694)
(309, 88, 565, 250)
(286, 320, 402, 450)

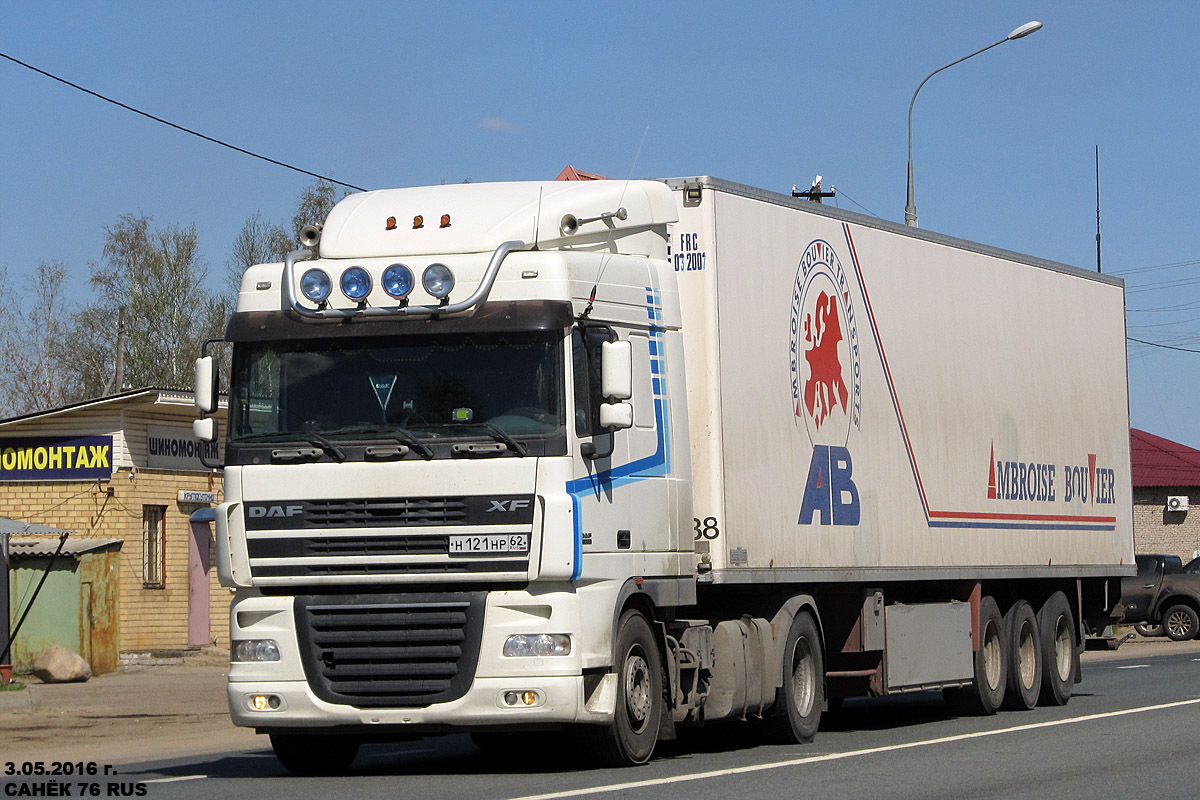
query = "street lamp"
(904, 20, 1042, 227)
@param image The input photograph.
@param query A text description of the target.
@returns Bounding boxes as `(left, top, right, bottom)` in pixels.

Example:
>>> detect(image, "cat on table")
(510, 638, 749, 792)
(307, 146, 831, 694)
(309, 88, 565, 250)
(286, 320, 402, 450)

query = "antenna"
(1095, 145, 1102, 274)
(580, 123, 652, 319)
(533, 186, 543, 250)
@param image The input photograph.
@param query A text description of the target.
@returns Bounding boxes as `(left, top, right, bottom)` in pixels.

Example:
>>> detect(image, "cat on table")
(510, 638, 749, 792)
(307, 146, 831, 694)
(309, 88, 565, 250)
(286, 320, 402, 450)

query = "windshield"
(229, 330, 564, 446)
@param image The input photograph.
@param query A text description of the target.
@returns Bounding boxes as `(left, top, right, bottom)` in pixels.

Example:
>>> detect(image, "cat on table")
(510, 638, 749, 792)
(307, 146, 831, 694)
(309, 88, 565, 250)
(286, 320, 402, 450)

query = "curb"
(0, 687, 39, 713)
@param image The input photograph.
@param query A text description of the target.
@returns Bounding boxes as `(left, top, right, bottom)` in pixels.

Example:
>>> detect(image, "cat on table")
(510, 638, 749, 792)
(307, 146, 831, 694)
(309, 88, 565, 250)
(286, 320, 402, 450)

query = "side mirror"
(193, 417, 217, 444)
(599, 402, 633, 430)
(194, 356, 219, 414)
(600, 340, 632, 401)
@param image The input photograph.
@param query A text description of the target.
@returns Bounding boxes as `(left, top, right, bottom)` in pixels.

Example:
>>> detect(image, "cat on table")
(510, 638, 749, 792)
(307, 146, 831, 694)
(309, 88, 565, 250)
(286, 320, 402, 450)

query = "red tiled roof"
(1131, 428, 1200, 487)
(555, 165, 609, 181)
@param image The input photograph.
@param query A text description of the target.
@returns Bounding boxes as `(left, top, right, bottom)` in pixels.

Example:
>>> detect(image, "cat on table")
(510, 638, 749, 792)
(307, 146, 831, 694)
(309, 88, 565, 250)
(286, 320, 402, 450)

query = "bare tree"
(0, 261, 82, 415)
(84, 214, 226, 392)
(226, 211, 291, 297)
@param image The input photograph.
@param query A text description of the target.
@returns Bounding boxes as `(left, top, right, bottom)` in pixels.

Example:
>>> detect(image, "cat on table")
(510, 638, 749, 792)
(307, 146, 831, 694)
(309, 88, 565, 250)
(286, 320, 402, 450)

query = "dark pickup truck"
(1120, 554, 1200, 640)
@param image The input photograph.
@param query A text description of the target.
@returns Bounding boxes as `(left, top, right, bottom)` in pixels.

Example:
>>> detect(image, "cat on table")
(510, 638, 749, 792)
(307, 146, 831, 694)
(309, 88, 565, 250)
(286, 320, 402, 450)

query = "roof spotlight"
(300, 268, 332, 303)
(340, 266, 372, 301)
(382, 263, 415, 299)
(422, 264, 455, 299)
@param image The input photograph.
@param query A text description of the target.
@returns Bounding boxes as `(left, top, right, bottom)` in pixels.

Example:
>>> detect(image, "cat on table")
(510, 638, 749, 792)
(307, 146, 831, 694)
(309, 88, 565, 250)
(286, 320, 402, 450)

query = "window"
(142, 505, 166, 588)
(572, 325, 613, 438)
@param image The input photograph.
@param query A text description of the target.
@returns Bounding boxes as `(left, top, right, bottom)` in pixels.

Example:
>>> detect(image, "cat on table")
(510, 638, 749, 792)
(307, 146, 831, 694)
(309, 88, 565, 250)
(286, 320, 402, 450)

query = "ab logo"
(789, 239, 862, 527)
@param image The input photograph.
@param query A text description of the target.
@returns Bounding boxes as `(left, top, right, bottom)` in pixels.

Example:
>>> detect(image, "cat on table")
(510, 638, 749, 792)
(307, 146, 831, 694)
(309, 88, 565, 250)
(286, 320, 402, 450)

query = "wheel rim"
(1166, 610, 1191, 639)
(1017, 620, 1037, 690)
(982, 620, 1002, 691)
(623, 647, 651, 733)
(790, 636, 816, 716)
(1053, 615, 1072, 682)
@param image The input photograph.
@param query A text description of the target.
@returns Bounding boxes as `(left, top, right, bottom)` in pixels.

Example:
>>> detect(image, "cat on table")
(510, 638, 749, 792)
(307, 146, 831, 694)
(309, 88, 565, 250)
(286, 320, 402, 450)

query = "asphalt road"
(5, 642, 1199, 800)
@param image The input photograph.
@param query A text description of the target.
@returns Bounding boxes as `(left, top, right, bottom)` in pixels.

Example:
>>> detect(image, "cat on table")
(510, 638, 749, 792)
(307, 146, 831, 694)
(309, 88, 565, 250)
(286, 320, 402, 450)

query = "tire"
(1161, 604, 1200, 641)
(1001, 600, 1042, 711)
(1134, 622, 1164, 638)
(960, 595, 1006, 715)
(1037, 591, 1078, 706)
(763, 611, 824, 743)
(581, 610, 664, 766)
(269, 733, 359, 775)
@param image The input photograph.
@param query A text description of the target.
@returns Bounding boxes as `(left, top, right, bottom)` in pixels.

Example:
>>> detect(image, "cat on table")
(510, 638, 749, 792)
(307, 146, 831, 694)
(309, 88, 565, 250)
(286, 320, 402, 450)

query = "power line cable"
(1127, 336, 1200, 353)
(0, 50, 367, 193)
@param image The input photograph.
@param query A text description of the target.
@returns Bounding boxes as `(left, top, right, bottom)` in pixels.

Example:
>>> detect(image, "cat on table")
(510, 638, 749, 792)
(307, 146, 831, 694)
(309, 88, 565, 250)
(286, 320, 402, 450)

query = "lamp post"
(905, 20, 1042, 228)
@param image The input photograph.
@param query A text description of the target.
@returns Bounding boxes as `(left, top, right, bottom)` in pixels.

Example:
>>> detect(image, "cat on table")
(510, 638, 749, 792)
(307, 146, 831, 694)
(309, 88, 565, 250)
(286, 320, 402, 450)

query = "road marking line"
(143, 775, 208, 784)
(1116, 664, 1150, 669)
(507, 698, 1200, 800)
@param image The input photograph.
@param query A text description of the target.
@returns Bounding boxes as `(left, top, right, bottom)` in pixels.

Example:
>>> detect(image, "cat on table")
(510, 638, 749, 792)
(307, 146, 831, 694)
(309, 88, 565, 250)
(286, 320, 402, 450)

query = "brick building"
(1131, 428, 1200, 562)
(0, 389, 228, 658)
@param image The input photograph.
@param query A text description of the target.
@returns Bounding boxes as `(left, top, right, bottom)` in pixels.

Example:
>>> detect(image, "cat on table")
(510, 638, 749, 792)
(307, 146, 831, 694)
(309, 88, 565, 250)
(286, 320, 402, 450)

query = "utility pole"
(114, 305, 126, 393)
(1095, 146, 1102, 273)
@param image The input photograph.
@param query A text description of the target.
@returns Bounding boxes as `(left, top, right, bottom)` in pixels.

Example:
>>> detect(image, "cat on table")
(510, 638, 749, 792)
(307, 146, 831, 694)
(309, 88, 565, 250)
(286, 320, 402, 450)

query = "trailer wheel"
(269, 733, 359, 775)
(583, 610, 663, 766)
(1001, 600, 1042, 711)
(959, 595, 1006, 715)
(1037, 591, 1077, 706)
(763, 611, 824, 743)
(1162, 604, 1200, 641)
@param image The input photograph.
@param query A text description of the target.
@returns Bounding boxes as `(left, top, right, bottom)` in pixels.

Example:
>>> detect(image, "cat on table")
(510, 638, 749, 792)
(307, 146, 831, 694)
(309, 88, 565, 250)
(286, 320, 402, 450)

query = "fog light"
(250, 694, 282, 711)
(232, 639, 281, 662)
(504, 691, 520, 706)
(503, 634, 571, 657)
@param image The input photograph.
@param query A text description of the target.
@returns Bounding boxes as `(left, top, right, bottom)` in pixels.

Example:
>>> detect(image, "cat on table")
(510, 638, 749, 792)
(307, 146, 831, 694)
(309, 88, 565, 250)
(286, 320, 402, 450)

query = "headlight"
(422, 263, 455, 298)
(300, 269, 332, 303)
(340, 266, 372, 300)
(232, 639, 281, 662)
(503, 634, 571, 657)
(382, 263, 415, 299)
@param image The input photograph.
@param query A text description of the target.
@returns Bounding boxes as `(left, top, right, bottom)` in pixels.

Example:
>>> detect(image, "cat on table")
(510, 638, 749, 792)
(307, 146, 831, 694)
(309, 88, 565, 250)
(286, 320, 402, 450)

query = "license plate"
(448, 534, 529, 555)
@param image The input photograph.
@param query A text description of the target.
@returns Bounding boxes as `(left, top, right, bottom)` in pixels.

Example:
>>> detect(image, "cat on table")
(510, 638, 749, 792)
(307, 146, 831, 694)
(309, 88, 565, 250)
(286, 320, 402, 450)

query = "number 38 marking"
(693, 517, 720, 540)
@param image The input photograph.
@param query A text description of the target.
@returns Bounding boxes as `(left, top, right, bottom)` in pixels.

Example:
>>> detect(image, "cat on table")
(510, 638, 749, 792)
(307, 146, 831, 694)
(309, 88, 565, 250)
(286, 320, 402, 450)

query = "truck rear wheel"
(1037, 591, 1077, 706)
(582, 609, 663, 766)
(269, 733, 359, 775)
(1162, 604, 1200, 641)
(1001, 600, 1042, 711)
(763, 610, 824, 743)
(957, 595, 1006, 715)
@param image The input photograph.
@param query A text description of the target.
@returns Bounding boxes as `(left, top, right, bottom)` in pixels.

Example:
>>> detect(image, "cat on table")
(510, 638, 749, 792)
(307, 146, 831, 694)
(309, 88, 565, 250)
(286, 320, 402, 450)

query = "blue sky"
(3, 2, 1199, 446)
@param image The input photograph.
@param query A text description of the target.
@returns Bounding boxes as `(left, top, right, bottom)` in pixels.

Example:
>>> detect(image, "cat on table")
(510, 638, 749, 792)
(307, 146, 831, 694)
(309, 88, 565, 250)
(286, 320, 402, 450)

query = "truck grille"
(243, 493, 535, 581)
(294, 592, 485, 708)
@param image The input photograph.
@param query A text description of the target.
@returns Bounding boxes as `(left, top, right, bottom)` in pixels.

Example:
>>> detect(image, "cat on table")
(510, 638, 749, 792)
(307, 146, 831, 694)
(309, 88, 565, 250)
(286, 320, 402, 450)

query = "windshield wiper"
(468, 423, 528, 457)
(237, 431, 347, 462)
(326, 425, 435, 460)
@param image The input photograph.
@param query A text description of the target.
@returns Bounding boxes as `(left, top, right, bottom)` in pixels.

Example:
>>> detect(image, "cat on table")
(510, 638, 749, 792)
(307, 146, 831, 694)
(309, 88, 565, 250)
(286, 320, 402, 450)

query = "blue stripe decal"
(564, 288, 671, 580)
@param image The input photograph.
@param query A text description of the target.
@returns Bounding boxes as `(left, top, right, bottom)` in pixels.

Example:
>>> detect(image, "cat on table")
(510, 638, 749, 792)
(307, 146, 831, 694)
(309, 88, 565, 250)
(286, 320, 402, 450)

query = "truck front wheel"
(583, 610, 664, 766)
(763, 610, 824, 743)
(269, 733, 359, 775)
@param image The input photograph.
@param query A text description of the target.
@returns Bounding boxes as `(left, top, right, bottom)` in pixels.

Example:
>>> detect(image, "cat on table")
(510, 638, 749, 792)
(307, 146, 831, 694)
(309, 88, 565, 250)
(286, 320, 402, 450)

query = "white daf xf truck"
(194, 175, 1134, 772)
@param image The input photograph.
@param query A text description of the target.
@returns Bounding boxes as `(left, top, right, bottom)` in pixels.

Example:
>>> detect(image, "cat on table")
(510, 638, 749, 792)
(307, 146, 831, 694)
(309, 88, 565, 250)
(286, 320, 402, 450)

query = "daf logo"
(486, 499, 531, 513)
(247, 504, 304, 518)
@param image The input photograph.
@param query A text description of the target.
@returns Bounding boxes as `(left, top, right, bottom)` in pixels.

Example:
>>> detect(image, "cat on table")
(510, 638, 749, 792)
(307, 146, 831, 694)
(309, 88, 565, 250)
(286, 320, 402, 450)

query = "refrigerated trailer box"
(672, 177, 1132, 578)
(195, 175, 1134, 771)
